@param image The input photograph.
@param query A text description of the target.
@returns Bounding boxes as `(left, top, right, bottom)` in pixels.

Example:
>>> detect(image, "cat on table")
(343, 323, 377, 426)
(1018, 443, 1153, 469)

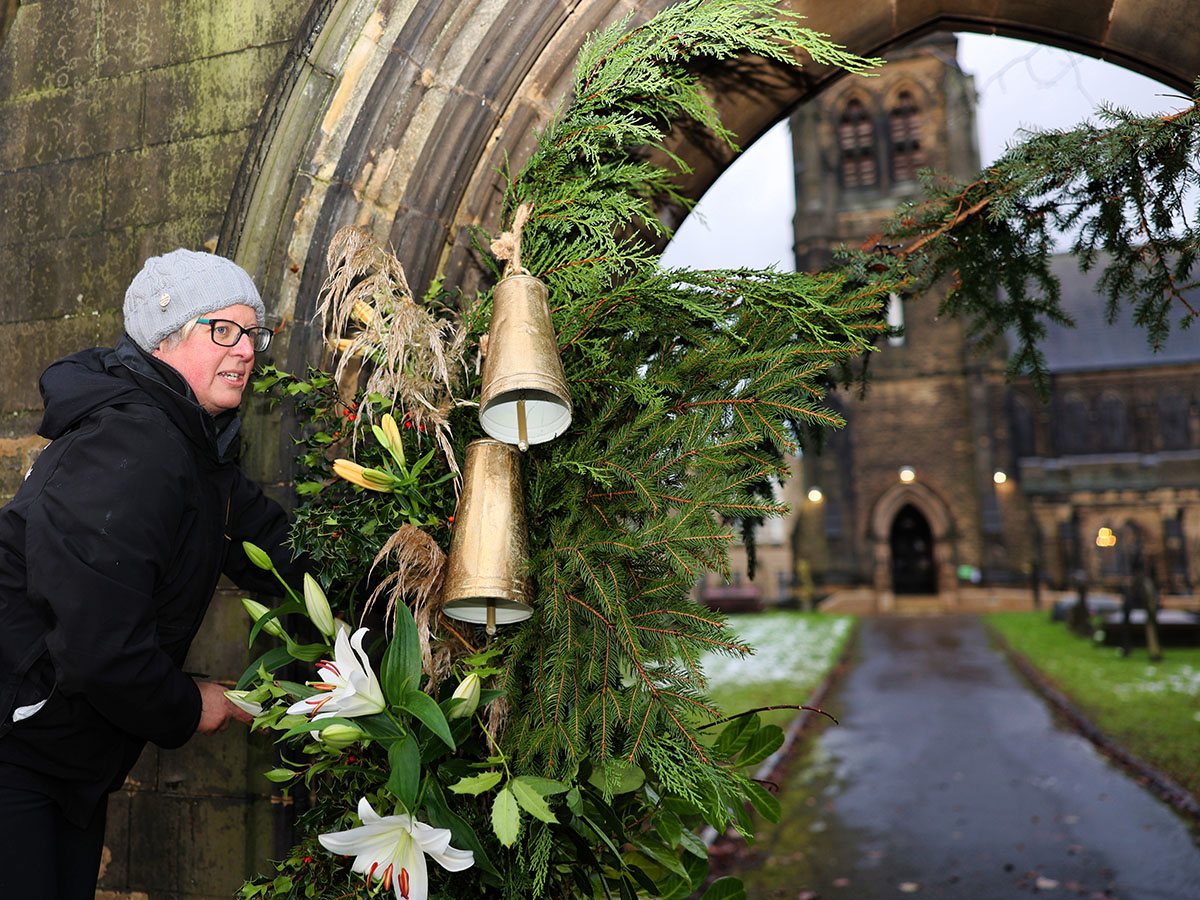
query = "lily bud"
(224, 690, 265, 718)
(318, 723, 362, 750)
(303, 573, 336, 637)
(350, 300, 375, 326)
(242, 598, 285, 639)
(242, 541, 274, 571)
(448, 672, 482, 720)
(332, 459, 397, 492)
(381, 413, 405, 466)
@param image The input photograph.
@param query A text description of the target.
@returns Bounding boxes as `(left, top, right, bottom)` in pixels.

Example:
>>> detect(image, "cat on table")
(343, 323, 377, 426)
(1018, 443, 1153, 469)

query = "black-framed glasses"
(196, 318, 273, 352)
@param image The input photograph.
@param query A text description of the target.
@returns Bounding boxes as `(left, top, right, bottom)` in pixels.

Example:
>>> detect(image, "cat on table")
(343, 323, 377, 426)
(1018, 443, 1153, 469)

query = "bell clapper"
(486, 599, 497, 636)
(516, 396, 529, 452)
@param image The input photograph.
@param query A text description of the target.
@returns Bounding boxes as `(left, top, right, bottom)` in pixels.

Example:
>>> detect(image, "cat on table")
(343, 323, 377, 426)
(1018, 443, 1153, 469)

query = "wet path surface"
(723, 616, 1200, 899)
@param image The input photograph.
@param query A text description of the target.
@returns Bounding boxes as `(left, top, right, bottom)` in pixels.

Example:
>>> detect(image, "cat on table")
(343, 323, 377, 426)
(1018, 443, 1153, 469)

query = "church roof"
(1009, 253, 1200, 373)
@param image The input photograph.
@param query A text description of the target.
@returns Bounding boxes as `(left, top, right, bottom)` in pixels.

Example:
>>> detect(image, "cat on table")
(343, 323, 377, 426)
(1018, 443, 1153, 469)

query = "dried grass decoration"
(316, 226, 468, 479)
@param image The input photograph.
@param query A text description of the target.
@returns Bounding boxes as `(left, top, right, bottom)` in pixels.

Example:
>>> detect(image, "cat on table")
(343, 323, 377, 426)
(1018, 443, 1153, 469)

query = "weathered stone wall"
(0, 0, 308, 498)
(0, 2, 308, 896)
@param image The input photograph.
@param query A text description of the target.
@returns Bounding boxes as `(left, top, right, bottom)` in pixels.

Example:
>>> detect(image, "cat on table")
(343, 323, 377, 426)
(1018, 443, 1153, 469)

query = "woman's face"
(153, 303, 259, 415)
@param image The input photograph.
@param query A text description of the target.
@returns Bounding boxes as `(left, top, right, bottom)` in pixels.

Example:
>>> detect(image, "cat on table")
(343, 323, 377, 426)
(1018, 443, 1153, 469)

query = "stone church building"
(700, 35, 1200, 614)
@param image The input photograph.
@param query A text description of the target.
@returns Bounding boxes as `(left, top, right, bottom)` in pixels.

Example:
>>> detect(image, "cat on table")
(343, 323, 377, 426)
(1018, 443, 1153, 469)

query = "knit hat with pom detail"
(123, 249, 266, 353)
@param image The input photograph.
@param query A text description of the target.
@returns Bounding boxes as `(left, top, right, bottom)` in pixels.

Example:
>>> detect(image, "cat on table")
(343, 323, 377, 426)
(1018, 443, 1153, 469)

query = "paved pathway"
(725, 616, 1200, 899)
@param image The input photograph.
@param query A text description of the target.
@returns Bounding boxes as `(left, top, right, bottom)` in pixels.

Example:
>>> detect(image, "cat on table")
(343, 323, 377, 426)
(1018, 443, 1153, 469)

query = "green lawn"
(986, 611, 1200, 799)
(700, 611, 855, 729)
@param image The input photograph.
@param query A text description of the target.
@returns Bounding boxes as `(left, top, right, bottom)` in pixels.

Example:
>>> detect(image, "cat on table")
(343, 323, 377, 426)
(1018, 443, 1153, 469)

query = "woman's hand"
(195, 681, 254, 735)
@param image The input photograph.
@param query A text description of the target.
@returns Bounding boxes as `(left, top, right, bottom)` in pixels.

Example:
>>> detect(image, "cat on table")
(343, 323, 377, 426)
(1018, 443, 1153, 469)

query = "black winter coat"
(0, 335, 297, 825)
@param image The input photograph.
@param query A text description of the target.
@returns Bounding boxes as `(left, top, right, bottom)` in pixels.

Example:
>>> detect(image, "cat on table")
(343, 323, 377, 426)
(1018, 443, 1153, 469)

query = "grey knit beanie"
(123, 249, 267, 352)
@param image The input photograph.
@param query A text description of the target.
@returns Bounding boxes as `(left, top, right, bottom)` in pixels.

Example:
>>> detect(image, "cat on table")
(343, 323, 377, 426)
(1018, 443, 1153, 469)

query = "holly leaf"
(449, 771, 504, 796)
(513, 774, 570, 796)
(510, 776, 558, 823)
(492, 787, 521, 847)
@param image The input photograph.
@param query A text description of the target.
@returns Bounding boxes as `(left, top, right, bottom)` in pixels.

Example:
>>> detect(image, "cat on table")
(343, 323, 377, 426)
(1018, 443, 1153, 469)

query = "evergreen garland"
(238, 3, 890, 899)
(486, 0, 884, 782)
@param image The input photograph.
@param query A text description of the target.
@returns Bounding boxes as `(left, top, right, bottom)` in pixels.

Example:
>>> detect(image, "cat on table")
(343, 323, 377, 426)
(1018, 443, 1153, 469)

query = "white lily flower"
(287, 627, 386, 720)
(319, 797, 474, 900)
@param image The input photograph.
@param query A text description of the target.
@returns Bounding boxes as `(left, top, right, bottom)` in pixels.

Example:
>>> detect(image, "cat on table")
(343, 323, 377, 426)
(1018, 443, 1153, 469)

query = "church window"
(889, 90, 924, 182)
(1097, 393, 1130, 453)
(1159, 391, 1190, 450)
(1009, 394, 1037, 459)
(886, 292, 905, 346)
(837, 98, 877, 188)
(1057, 395, 1091, 455)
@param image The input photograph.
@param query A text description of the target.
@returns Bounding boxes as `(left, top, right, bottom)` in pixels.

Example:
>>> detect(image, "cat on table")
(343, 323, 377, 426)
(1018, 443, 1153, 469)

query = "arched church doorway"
(890, 504, 937, 594)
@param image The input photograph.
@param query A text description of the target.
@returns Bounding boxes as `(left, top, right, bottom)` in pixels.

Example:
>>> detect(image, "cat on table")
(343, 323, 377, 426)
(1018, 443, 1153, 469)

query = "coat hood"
(37, 334, 242, 462)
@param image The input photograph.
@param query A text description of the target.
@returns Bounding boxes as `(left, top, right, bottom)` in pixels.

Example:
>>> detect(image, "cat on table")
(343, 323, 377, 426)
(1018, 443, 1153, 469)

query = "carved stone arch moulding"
(869, 479, 958, 608)
(219, 0, 1200, 375)
(882, 76, 935, 113)
(870, 480, 955, 543)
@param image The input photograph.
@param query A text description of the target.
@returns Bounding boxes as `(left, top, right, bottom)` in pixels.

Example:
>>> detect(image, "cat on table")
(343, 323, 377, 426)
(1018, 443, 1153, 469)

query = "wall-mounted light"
(993, 470, 1008, 484)
(807, 487, 824, 503)
(1095, 526, 1117, 548)
(898, 466, 916, 483)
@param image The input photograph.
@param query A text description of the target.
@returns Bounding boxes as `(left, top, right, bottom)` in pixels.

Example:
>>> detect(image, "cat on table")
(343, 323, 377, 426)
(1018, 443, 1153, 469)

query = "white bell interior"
(479, 388, 572, 446)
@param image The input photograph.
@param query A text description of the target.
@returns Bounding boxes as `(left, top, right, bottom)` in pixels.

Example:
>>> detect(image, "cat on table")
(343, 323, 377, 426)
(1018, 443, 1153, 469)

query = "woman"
(0, 249, 303, 897)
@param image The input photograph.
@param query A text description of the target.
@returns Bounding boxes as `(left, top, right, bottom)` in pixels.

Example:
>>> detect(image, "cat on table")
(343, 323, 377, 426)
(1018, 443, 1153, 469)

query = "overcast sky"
(661, 33, 1185, 271)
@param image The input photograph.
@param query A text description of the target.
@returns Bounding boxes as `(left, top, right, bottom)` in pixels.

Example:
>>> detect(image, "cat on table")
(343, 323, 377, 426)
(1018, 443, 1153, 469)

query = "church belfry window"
(837, 98, 877, 188)
(889, 90, 924, 182)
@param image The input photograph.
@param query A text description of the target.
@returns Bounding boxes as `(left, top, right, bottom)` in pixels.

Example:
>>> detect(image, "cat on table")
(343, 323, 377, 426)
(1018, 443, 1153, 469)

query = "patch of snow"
(701, 613, 852, 688)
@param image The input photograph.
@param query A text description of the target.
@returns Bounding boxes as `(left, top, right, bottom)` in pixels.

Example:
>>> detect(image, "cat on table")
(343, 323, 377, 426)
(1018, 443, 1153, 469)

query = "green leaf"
(398, 688, 455, 750)
(678, 827, 708, 859)
(282, 640, 328, 663)
(713, 713, 759, 759)
(491, 787, 521, 847)
(652, 810, 682, 848)
(386, 733, 420, 812)
(587, 758, 645, 794)
(449, 771, 504, 795)
(382, 601, 422, 701)
(236, 647, 295, 689)
(701, 876, 748, 900)
(513, 775, 570, 796)
(631, 837, 688, 878)
(510, 777, 557, 823)
(262, 768, 296, 783)
(424, 779, 500, 877)
(737, 724, 784, 768)
(742, 780, 781, 824)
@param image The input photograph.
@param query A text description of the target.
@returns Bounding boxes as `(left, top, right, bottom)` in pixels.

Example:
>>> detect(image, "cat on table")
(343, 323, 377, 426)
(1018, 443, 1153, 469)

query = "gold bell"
(441, 438, 533, 634)
(479, 273, 572, 450)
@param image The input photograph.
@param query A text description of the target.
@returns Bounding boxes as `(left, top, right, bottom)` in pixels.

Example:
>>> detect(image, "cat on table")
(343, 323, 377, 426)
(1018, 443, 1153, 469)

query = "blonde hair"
(158, 316, 202, 351)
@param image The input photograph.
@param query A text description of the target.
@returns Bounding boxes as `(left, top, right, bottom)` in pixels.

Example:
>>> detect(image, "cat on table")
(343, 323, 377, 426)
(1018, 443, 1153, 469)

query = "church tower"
(790, 34, 1027, 610)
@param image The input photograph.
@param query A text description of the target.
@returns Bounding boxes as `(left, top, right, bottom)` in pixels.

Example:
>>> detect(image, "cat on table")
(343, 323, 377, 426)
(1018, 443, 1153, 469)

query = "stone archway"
(219, 0, 1200, 377)
(870, 480, 957, 610)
